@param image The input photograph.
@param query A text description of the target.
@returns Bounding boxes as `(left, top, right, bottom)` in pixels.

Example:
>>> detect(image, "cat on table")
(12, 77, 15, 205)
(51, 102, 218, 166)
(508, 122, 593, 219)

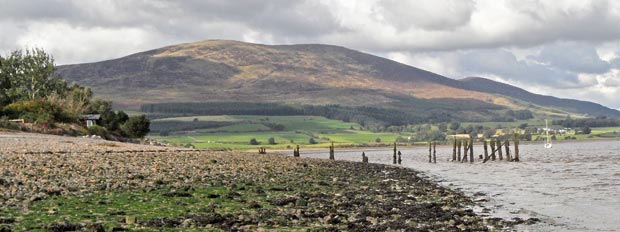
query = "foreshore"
(0, 132, 512, 231)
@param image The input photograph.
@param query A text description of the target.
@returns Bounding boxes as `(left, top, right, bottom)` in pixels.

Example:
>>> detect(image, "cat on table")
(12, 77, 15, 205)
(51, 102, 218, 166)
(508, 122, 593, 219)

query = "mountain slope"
(56, 40, 620, 121)
(459, 77, 620, 117)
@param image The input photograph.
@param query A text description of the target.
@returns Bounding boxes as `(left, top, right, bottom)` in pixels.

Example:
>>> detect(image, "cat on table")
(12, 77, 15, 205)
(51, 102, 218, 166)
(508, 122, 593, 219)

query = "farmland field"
(149, 115, 411, 149)
(150, 115, 620, 150)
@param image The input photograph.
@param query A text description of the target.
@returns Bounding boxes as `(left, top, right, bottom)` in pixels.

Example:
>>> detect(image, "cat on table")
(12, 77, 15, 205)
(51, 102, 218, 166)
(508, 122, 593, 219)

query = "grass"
(561, 127, 620, 140)
(7, 187, 256, 231)
(150, 115, 411, 150)
(150, 115, 620, 150)
(0, 150, 502, 231)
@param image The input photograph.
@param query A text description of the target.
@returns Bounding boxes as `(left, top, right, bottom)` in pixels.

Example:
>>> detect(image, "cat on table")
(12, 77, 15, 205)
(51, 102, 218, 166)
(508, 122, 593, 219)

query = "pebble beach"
(0, 132, 512, 231)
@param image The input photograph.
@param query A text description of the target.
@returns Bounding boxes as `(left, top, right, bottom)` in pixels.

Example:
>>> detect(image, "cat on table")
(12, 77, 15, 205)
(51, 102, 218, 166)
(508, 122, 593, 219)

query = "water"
(297, 140, 620, 231)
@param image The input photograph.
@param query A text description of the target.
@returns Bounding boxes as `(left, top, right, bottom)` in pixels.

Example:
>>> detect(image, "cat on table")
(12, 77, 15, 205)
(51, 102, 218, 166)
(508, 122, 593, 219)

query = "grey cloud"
(604, 78, 620, 87)
(0, 0, 81, 21)
(378, 0, 475, 31)
(176, 0, 341, 37)
(533, 42, 610, 74)
(458, 49, 586, 88)
(1, 0, 620, 108)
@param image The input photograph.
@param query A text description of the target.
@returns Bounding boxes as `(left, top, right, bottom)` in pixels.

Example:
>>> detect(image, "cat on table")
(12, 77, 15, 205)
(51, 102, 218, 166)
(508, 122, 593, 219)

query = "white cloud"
(2, 0, 620, 108)
(14, 22, 173, 64)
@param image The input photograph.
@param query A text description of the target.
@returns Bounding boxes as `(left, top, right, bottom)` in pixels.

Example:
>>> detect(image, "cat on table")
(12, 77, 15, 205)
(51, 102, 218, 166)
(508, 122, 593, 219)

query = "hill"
(459, 77, 620, 117)
(56, 40, 620, 124)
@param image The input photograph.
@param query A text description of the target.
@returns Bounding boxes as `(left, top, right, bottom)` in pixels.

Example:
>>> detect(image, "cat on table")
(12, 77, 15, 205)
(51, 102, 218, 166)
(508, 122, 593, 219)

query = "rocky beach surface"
(0, 132, 511, 231)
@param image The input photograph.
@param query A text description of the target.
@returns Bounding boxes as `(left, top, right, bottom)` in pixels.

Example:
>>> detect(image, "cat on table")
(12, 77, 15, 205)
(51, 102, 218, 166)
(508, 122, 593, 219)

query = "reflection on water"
(298, 140, 620, 231)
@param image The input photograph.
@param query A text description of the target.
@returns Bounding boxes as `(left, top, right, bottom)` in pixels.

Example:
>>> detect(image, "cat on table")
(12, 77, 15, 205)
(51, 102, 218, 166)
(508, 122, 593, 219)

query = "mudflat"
(0, 132, 508, 231)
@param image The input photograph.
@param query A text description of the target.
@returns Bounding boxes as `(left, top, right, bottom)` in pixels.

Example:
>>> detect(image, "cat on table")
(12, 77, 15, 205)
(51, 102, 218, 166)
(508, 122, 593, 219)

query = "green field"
(564, 127, 620, 140)
(150, 115, 410, 150)
(149, 115, 620, 150)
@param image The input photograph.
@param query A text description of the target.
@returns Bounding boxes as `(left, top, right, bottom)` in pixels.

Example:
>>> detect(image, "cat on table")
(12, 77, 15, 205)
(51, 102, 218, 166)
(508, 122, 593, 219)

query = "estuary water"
(297, 140, 620, 231)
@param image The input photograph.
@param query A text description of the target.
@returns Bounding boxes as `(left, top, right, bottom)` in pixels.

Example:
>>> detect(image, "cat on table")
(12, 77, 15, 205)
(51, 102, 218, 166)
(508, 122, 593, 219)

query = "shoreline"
(245, 136, 620, 155)
(0, 131, 518, 231)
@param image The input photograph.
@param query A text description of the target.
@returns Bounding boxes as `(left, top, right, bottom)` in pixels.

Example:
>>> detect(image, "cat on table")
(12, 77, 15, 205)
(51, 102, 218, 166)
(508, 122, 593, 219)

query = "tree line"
(552, 117, 620, 128)
(141, 102, 446, 128)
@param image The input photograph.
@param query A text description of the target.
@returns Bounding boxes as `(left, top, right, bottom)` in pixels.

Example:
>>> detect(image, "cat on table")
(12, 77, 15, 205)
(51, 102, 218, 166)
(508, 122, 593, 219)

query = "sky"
(1, 0, 619, 109)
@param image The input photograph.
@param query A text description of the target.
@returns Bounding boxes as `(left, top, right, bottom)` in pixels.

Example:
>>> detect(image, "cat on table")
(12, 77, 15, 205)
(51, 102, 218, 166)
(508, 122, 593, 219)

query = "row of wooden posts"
(258, 134, 521, 163)
(448, 133, 520, 163)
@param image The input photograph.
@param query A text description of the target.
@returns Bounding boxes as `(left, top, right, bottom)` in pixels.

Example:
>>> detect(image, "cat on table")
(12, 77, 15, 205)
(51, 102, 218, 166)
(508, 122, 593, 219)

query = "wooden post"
(294, 145, 300, 157)
(462, 140, 468, 162)
(490, 139, 496, 161)
(496, 140, 503, 161)
(513, 134, 520, 162)
(428, 141, 432, 163)
(504, 140, 511, 161)
(329, 142, 335, 160)
(362, 152, 368, 163)
(393, 142, 397, 164)
(398, 151, 402, 164)
(483, 140, 489, 161)
(457, 140, 462, 162)
(452, 137, 457, 161)
(433, 142, 437, 164)
(469, 137, 474, 163)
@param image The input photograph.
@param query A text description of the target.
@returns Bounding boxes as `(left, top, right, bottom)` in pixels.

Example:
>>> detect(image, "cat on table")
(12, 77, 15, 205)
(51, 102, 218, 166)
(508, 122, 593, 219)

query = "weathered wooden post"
(293, 145, 300, 157)
(329, 142, 335, 160)
(496, 140, 503, 161)
(457, 140, 462, 162)
(428, 141, 432, 163)
(433, 142, 437, 163)
(469, 137, 474, 163)
(504, 140, 511, 161)
(462, 140, 468, 162)
(483, 140, 489, 161)
(490, 139, 496, 161)
(513, 134, 520, 162)
(362, 152, 368, 163)
(452, 137, 457, 161)
(393, 142, 397, 164)
(398, 151, 402, 164)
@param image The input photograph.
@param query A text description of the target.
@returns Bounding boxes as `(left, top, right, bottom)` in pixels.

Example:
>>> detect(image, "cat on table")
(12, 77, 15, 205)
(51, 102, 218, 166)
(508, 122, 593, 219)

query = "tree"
(0, 48, 64, 103)
(249, 138, 259, 145)
(449, 122, 460, 131)
(0, 55, 7, 104)
(375, 137, 381, 143)
(514, 110, 534, 120)
(268, 137, 276, 145)
(88, 99, 113, 115)
(438, 123, 448, 132)
(483, 128, 496, 138)
(518, 123, 528, 129)
(121, 115, 150, 138)
(582, 126, 592, 134)
(88, 99, 129, 132)
(309, 138, 318, 144)
(46, 83, 93, 117)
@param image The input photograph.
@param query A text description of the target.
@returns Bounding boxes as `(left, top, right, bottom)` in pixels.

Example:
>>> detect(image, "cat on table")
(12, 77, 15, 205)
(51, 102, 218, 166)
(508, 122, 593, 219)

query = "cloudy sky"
(1, 0, 620, 109)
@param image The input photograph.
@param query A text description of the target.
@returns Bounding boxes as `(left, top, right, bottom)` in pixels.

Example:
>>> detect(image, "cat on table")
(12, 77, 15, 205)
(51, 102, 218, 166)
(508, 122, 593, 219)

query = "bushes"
(249, 138, 259, 145)
(2, 99, 75, 124)
(87, 125, 107, 137)
(121, 115, 150, 138)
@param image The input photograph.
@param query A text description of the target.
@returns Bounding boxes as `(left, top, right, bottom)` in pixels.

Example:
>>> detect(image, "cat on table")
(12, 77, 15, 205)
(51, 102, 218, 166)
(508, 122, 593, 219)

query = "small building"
(79, 114, 101, 127)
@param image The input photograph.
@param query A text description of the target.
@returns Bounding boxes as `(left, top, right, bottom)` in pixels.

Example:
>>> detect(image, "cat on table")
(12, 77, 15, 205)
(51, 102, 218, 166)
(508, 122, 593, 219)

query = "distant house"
(79, 114, 101, 127)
